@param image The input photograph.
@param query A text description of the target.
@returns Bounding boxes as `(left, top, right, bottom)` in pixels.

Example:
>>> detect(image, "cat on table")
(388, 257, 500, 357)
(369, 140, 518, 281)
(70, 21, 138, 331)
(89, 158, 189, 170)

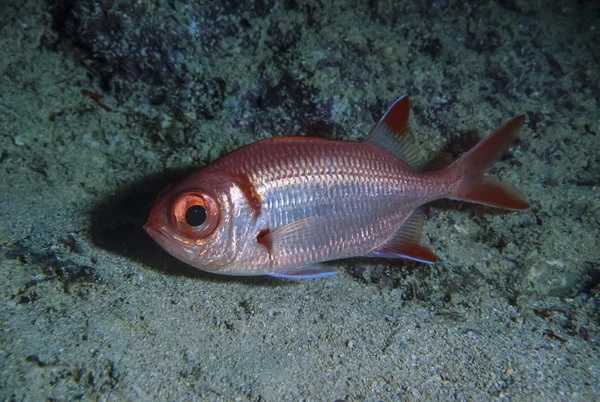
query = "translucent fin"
(447, 115, 528, 210)
(269, 265, 338, 279)
(367, 208, 437, 264)
(363, 95, 425, 169)
(259, 217, 325, 250)
(260, 217, 341, 278)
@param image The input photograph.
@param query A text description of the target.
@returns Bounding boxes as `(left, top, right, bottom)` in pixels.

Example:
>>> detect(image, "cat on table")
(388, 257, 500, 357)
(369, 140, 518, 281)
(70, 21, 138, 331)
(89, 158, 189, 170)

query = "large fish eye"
(171, 192, 219, 239)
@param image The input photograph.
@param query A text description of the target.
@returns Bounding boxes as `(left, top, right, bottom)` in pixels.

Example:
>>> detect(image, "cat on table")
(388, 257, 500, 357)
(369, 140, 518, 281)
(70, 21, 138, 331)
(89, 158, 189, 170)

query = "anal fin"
(368, 208, 437, 264)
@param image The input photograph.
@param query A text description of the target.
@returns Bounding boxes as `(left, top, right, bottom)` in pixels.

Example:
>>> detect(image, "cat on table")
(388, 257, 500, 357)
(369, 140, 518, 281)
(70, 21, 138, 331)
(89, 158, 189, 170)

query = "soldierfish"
(144, 95, 528, 279)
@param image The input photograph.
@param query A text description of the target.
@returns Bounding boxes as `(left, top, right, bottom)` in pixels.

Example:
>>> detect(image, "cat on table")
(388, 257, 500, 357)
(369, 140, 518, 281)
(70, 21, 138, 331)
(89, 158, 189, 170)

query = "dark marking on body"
(256, 228, 272, 250)
(235, 173, 262, 216)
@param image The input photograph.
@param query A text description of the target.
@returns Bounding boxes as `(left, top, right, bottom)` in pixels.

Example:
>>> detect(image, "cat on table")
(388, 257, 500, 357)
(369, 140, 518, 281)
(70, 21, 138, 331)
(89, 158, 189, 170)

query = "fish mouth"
(144, 223, 169, 245)
(144, 222, 200, 263)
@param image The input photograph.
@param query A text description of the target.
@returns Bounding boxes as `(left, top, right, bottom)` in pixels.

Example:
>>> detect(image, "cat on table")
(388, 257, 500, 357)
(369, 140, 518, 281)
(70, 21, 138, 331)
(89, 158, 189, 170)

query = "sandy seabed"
(1, 1, 599, 400)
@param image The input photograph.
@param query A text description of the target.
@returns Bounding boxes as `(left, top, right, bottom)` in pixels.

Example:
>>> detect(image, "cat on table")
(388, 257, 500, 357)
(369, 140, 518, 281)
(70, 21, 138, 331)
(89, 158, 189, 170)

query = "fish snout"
(143, 222, 168, 244)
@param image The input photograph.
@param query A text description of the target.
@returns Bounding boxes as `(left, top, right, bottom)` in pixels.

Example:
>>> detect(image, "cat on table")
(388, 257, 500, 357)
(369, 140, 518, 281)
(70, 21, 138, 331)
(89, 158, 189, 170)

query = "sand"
(1, 0, 599, 400)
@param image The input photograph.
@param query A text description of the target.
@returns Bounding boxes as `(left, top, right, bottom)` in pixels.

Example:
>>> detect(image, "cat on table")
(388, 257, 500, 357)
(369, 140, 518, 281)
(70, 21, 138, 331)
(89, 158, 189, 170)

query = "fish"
(144, 95, 528, 279)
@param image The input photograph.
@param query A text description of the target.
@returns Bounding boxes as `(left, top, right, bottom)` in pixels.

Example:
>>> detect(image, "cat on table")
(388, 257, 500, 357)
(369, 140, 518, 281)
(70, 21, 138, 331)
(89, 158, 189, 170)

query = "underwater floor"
(1, 0, 599, 400)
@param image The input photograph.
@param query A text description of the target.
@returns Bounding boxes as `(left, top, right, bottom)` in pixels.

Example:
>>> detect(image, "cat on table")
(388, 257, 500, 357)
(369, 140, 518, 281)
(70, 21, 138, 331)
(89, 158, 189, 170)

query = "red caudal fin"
(447, 115, 529, 210)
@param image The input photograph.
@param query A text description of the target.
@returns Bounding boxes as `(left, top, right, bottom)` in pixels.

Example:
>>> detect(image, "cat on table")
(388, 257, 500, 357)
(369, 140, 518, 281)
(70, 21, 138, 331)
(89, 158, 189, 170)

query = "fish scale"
(257, 152, 400, 236)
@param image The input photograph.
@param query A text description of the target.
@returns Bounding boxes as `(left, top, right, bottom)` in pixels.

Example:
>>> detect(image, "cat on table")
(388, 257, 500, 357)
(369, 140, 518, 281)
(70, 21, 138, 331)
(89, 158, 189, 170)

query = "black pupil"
(185, 205, 207, 227)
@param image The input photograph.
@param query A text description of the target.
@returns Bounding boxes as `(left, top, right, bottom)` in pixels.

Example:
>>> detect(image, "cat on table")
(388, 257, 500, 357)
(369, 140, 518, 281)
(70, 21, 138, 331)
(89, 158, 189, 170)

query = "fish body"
(145, 96, 528, 278)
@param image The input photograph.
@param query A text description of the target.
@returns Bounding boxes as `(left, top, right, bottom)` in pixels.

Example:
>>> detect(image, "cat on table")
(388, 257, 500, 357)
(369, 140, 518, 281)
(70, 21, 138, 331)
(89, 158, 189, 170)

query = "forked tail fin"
(447, 115, 529, 210)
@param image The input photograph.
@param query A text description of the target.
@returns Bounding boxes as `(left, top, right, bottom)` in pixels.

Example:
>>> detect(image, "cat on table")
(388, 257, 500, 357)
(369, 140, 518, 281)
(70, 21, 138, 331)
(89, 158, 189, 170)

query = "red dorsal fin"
(363, 95, 425, 169)
(367, 208, 437, 264)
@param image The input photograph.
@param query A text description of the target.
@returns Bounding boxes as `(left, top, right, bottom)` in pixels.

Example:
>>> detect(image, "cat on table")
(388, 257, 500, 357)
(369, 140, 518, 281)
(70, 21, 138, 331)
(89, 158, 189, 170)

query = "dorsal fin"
(363, 95, 425, 169)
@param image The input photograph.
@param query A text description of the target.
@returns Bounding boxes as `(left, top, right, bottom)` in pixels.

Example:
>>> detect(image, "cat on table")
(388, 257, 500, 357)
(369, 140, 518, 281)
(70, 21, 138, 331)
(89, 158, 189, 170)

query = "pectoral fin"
(257, 217, 327, 249)
(259, 217, 340, 278)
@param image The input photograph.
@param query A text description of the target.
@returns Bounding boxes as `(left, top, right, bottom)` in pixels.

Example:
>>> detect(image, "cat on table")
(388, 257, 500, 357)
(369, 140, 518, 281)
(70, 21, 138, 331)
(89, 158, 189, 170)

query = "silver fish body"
(145, 96, 527, 278)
